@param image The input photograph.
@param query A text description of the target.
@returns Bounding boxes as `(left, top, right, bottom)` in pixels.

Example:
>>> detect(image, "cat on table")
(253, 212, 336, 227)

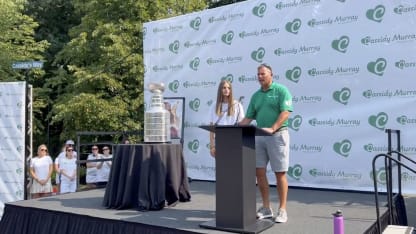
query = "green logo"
(221, 31, 234, 45)
(169, 80, 180, 93)
(396, 115, 415, 125)
(189, 57, 200, 71)
(221, 74, 233, 82)
(285, 66, 302, 83)
(333, 139, 352, 157)
(333, 87, 351, 105)
(188, 139, 199, 153)
(189, 98, 201, 112)
(252, 3, 267, 17)
(251, 47, 266, 62)
(366, 5, 385, 22)
(368, 112, 388, 130)
(288, 164, 302, 180)
(288, 115, 302, 131)
(393, 5, 416, 15)
(367, 58, 387, 76)
(370, 167, 386, 185)
(190, 17, 202, 30)
(285, 19, 302, 34)
(363, 143, 375, 152)
(169, 40, 180, 54)
(16, 168, 23, 175)
(331, 35, 349, 53)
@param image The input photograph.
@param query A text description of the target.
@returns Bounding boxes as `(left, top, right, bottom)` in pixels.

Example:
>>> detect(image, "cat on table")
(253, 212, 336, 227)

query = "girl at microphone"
(209, 80, 245, 157)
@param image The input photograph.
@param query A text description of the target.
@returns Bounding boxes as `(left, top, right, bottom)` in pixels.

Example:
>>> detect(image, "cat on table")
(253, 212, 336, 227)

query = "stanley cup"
(144, 83, 171, 143)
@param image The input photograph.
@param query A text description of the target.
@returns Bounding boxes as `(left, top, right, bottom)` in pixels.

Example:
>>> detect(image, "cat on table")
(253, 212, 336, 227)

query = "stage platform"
(1, 180, 388, 234)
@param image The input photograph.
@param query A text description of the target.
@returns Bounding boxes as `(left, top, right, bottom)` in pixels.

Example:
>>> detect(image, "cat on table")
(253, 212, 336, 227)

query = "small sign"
(12, 61, 44, 69)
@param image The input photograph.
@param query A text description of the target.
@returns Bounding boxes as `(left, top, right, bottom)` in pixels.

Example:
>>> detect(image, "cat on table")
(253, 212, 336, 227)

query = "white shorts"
(255, 129, 290, 172)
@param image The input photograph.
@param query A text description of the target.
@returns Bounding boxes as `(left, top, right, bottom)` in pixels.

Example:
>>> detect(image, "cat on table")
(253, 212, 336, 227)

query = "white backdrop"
(143, 0, 416, 193)
(0, 81, 26, 219)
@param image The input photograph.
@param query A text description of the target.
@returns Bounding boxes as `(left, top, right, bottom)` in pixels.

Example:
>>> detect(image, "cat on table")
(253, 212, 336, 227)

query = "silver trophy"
(144, 83, 171, 143)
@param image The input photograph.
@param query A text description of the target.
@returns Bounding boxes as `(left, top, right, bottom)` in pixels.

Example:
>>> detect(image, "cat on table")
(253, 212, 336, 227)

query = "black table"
(102, 144, 191, 211)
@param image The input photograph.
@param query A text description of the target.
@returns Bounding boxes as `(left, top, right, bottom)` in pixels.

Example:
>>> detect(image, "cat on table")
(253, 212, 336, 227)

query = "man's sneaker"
(275, 209, 288, 223)
(256, 207, 273, 219)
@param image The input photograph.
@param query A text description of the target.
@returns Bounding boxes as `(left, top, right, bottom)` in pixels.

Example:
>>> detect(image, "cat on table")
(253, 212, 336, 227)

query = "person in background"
(30, 144, 53, 198)
(58, 146, 77, 193)
(96, 146, 113, 188)
(86, 145, 100, 189)
(209, 80, 245, 157)
(239, 63, 293, 223)
(55, 139, 77, 193)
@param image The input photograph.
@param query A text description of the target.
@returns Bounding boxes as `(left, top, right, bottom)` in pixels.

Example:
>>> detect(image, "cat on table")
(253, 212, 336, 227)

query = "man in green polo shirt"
(239, 63, 293, 223)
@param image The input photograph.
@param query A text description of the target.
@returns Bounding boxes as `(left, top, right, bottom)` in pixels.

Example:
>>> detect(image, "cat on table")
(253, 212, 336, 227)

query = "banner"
(0, 81, 26, 219)
(143, 0, 416, 193)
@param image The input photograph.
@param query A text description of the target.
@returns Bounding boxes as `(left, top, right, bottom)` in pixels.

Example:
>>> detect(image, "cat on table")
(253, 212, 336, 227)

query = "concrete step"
(382, 225, 414, 234)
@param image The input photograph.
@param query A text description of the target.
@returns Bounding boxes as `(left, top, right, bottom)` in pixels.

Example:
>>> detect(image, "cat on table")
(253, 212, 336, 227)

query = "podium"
(199, 125, 274, 234)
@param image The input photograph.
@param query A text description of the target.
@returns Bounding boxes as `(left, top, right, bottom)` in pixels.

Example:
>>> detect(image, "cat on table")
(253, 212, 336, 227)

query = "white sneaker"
(256, 207, 274, 219)
(275, 209, 288, 223)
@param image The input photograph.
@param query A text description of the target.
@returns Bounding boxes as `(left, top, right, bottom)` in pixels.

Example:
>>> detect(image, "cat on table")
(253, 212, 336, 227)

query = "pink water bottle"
(333, 210, 344, 234)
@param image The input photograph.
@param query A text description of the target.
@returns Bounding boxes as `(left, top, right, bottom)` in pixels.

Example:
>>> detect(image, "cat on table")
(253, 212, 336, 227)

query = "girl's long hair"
(215, 80, 235, 116)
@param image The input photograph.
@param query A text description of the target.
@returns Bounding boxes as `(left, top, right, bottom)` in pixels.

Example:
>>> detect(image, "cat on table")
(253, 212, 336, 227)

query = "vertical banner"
(143, 1, 416, 193)
(0, 82, 26, 219)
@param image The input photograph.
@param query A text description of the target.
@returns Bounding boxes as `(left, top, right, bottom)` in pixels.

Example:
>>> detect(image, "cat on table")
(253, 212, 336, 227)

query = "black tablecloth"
(102, 144, 191, 211)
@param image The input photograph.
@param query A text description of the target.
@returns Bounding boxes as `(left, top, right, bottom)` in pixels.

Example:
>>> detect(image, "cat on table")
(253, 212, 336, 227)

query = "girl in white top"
(59, 146, 77, 193)
(30, 144, 53, 198)
(209, 80, 245, 157)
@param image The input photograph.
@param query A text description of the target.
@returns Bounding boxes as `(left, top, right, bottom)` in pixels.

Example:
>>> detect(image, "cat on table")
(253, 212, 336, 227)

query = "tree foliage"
(1, 0, 241, 152)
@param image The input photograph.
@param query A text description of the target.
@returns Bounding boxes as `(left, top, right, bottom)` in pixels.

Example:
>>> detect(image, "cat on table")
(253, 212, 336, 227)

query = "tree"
(0, 1, 49, 82)
(46, 0, 207, 141)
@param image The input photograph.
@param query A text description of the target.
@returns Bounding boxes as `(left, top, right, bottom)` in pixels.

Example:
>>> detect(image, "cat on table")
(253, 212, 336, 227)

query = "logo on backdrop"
(221, 31, 234, 45)
(221, 74, 233, 82)
(331, 35, 349, 53)
(275, 45, 320, 56)
(251, 47, 266, 62)
(310, 168, 362, 180)
(291, 144, 323, 153)
(168, 80, 180, 93)
(189, 98, 201, 112)
(396, 115, 416, 125)
(285, 66, 302, 83)
(238, 74, 257, 83)
(333, 87, 351, 105)
(307, 15, 358, 27)
(187, 139, 199, 153)
(367, 58, 387, 76)
(252, 3, 267, 18)
(362, 89, 416, 99)
(292, 96, 322, 104)
(189, 57, 200, 71)
(395, 59, 416, 70)
(370, 168, 386, 184)
(366, 5, 385, 23)
(309, 118, 360, 127)
(285, 19, 302, 34)
(275, 1, 320, 10)
(190, 17, 202, 30)
(288, 115, 302, 131)
(333, 139, 352, 157)
(169, 40, 180, 54)
(288, 164, 302, 180)
(368, 112, 388, 130)
(363, 143, 388, 153)
(394, 5, 416, 15)
(307, 66, 359, 77)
